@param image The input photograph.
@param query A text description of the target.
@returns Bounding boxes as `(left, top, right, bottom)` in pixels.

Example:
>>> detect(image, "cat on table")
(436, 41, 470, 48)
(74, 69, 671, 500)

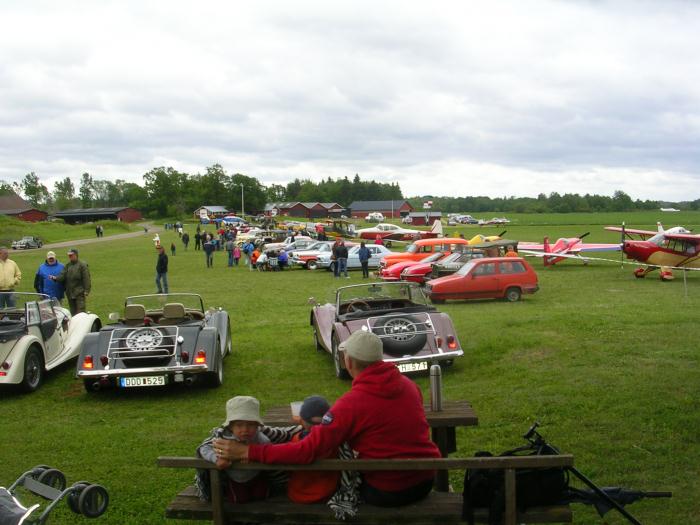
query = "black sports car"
(76, 293, 231, 392)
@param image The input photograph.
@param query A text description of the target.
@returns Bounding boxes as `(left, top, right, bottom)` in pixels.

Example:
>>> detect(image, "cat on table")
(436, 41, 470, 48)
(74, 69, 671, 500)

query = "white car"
(365, 212, 385, 222)
(316, 245, 393, 272)
(263, 236, 315, 252)
(0, 293, 101, 392)
(289, 241, 335, 270)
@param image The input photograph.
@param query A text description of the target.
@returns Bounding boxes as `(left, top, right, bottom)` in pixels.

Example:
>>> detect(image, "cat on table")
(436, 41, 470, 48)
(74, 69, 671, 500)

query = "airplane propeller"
(578, 232, 590, 240)
(498, 230, 507, 237)
(619, 221, 626, 268)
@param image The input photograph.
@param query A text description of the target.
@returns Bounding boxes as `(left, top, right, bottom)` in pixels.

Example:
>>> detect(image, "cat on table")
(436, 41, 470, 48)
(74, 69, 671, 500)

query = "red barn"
(348, 200, 413, 219)
(0, 194, 48, 222)
(53, 207, 143, 224)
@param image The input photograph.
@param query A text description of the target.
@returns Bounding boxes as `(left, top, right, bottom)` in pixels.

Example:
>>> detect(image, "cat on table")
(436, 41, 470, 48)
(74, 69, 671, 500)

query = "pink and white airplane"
(357, 219, 443, 242)
(519, 233, 620, 266)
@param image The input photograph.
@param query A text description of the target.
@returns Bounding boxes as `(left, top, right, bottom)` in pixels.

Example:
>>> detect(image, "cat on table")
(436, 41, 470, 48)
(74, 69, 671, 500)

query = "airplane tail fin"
(543, 236, 552, 266)
(431, 219, 443, 237)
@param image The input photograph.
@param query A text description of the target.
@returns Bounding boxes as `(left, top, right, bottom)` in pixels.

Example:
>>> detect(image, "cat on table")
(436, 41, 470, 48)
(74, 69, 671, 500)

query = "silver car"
(316, 245, 393, 272)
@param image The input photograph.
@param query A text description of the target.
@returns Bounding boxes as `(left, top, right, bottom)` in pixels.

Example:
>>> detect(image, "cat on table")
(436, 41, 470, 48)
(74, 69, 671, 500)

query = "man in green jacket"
(51, 248, 91, 315)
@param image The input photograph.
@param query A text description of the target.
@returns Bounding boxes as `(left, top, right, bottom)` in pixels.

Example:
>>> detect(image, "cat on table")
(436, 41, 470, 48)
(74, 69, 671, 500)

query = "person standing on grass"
(182, 232, 190, 251)
(203, 237, 215, 268)
(34, 251, 65, 302)
(0, 246, 21, 308)
(225, 238, 235, 267)
(50, 248, 91, 315)
(156, 246, 169, 294)
(194, 231, 202, 251)
(331, 238, 342, 277)
(358, 242, 371, 278)
(335, 241, 349, 279)
(233, 245, 241, 266)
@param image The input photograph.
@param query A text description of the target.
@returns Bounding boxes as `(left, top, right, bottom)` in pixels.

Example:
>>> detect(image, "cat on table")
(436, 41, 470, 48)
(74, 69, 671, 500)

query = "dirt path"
(28, 222, 163, 252)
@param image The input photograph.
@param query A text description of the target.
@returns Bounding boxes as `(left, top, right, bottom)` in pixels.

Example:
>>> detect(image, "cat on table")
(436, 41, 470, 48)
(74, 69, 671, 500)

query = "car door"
(36, 299, 65, 363)
(464, 262, 499, 298)
(366, 246, 383, 268)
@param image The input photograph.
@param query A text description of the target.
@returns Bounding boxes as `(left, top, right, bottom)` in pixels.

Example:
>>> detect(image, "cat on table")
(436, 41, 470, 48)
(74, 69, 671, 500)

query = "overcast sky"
(1, 1, 699, 200)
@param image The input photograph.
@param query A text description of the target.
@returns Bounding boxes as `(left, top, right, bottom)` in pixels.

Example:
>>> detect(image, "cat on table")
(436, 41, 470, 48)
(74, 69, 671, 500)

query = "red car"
(425, 257, 539, 303)
(379, 252, 445, 281)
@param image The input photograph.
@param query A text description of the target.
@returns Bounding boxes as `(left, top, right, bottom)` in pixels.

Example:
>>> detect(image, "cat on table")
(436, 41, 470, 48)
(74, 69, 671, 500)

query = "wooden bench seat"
(158, 455, 574, 525)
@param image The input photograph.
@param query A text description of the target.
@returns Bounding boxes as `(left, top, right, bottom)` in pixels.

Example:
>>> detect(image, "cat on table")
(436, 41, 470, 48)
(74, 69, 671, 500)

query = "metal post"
(430, 364, 442, 412)
(239, 183, 245, 218)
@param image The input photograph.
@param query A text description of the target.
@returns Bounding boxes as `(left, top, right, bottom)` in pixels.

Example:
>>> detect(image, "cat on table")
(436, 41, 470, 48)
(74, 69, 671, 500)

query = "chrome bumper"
(78, 364, 208, 378)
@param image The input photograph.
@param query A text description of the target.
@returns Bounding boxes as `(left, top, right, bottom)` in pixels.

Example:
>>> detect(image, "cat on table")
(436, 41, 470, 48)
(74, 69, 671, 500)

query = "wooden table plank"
(263, 400, 478, 428)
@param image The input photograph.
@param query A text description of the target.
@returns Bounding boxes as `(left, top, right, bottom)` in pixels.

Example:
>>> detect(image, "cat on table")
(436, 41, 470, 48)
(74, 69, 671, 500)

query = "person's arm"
(13, 261, 21, 286)
(82, 264, 91, 295)
(34, 271, 42, 293)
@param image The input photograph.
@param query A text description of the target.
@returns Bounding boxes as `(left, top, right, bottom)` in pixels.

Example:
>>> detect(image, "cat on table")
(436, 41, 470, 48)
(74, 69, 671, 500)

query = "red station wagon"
(425, 257, 539, 303)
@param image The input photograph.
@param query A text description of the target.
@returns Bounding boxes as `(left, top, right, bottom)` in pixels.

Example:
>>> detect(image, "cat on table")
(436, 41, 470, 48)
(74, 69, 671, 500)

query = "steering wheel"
(346, 300, 371, 313)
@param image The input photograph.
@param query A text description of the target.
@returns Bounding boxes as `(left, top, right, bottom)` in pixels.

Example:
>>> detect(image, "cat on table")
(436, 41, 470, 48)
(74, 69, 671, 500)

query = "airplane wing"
(663, 233, 700, 244)
(604, 226, 657, 240)
(576, 243, 621, 252)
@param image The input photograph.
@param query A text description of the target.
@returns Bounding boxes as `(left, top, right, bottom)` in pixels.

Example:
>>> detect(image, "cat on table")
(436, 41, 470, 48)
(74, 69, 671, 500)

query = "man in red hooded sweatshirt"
(214, 330, 440, 506)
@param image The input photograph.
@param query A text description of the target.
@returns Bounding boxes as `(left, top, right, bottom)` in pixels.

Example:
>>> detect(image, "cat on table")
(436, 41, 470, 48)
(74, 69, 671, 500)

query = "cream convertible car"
(0, 293, 101, 392)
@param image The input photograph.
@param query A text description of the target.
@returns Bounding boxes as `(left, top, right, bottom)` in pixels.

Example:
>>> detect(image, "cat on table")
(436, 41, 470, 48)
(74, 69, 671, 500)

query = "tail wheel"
(504, 287, 522, 302)
(332, 335, 350, 380)
(21, 346, 45, 393)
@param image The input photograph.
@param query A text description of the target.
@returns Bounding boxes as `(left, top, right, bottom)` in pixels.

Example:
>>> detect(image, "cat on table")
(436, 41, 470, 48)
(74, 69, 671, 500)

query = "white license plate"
(397, 361, 428, 373)
(119, 375, 166, 388)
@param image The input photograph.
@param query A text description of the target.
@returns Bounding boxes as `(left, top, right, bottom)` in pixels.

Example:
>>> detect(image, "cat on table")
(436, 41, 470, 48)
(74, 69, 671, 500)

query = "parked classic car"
(290, 241, 341, 270)
(379, 252, 446, 281)
(403, 250, 485, 284)
(316, 244, 393, 272)
(429, 250, 486, 279)
(0, 293, 101, 392)
(425, 257, 539, 303)
(76, 293, 231, 392)
(379, 238, 470, 269)
(310, 282, 463, 379)
(11, 236, 43, 250)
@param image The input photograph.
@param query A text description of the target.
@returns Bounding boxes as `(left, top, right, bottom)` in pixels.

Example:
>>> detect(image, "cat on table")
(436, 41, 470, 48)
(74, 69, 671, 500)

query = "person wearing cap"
(215, 331, 441, 507)
(50, 249, 91, 315)
(196, 396, 271, 503)
(287, 395, 341, 504)
(0, 246, 22, 308)
(34, 251, 65, 302)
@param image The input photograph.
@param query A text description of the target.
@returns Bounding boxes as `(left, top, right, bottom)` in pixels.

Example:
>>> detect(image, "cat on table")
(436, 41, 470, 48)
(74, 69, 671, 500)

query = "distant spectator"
(255, 251, 268, 271)
(34, 251, 65, 302)
(182, 232, 190, 250)
(505, 245, 518, 258)
(171, 242, 177, 256)
(374, 235, 384, 246)
(0, 246, 21, 308)
(358, 242, 371, 278)
(277, 249, 288, 270)
(225, 238, 235, 267)
(335, 241, 349, 279)
(194, 231, 202, 251)
(203, 237, 215, 268)
(233, 245, 241, 266)
(156, 246, 169, 294)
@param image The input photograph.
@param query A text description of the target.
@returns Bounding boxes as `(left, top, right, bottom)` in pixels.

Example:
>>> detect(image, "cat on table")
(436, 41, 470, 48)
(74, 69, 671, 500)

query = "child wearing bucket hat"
(196, 396, 271, 503)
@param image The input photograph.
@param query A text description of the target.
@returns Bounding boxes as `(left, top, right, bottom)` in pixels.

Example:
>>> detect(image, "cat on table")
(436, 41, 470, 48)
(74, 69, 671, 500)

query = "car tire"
(373, 316, 428, 356)
(77, 484, 109, 518)
(21, 346, 44, 393)
(307, 260, 318, 270)
(332, 335, 350, 380)
(505, 287, 522, 302)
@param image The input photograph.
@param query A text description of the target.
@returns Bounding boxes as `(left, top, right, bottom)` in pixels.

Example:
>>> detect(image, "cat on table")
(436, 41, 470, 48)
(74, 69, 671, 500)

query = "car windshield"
(0, 292, 51, 312)
(406, 243, 419, 253)
(337, 282, 430, 307)
(125, 293, 205, 313)
(421, 252, 444, 263)
(456, 260, 479, 276)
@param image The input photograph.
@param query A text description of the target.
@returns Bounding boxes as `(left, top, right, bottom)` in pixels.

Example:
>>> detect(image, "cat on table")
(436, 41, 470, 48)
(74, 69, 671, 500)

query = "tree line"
(3, 169, 697, 217)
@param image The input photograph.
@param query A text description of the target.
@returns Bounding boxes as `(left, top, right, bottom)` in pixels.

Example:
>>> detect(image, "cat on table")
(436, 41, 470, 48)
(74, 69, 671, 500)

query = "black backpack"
(462, 446, 569, 525)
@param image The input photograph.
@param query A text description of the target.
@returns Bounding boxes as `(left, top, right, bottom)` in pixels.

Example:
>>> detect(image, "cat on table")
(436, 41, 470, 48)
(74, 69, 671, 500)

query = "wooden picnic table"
(263, 399, 478, 492)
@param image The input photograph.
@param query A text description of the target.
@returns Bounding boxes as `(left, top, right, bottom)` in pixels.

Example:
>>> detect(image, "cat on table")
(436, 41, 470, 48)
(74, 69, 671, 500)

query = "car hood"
(385, 261, 418, 274)
(403, 263, 431, 275)
(352, 361, 408, 399)
(428, 274, 462, 288)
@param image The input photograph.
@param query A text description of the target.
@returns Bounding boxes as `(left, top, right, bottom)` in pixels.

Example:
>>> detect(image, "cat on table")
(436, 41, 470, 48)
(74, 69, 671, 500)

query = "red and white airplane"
(357, 219, 443, 242)
(519, 233, 620, 266)
(604, 222, 700, 280)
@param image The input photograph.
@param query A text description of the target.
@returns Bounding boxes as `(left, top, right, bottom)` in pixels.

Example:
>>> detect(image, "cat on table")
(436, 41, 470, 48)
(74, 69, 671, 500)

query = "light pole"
(237, 183, 245, 218)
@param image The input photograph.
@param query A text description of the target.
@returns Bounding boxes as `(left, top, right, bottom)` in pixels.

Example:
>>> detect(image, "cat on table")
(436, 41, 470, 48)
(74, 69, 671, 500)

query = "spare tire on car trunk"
(373, 315, 427, 356)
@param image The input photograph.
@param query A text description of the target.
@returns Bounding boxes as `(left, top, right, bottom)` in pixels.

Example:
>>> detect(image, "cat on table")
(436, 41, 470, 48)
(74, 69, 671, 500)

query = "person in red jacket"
(214, 331, 440, 507)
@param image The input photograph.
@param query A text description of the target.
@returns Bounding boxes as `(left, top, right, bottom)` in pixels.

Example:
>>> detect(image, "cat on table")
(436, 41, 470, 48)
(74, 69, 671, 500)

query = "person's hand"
(215, 457, 232, 470)
(213, 438, 249, 462)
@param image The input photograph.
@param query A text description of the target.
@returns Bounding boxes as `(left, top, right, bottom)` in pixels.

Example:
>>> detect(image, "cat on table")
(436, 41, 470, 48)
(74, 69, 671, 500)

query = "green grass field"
(2, 212, 699, 524)
(0, 216, 137, 247)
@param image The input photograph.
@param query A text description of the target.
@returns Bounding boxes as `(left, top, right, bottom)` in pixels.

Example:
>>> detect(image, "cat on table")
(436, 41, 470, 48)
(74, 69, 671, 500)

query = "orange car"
(379, 238, 470, 269)
(425, 257, 539, 303)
